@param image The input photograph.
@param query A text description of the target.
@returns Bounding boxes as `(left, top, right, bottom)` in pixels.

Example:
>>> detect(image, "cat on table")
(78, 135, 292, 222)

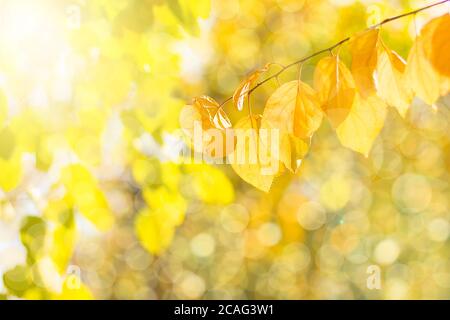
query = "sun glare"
(0, 1, 70, 108)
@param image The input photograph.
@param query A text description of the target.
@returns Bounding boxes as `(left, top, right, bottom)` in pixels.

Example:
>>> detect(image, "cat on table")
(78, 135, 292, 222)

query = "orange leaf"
(229, 115, 280, 192)
(294, 81, 323, 139)
(233, 63, 272, 111)
(314, 55, 356, 128)
(429, 14, 450, 77)
(405, 14, 450, 105)
(179, 96, 234, 159)
(349, 28, 380, 98)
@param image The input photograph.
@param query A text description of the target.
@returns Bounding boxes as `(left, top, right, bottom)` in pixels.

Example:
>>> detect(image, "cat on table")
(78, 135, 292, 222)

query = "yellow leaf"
(179, 96, 234, 158)
(349, 28, 412, 117)
(429, 14, 450, 77)
(349, 28, 380, 97)
(336, 94, 387, 156)
(192, 96, 231, 130)
(294, 81, 323, 139)
(376, 41, 412, 117)
(285, 134, 309, 173)
(262, 80, 315, 172)
(229, 115, 279, 192)
(314, 56, 356, 127)
(406, 14, 450, 105)
(233, 63, 272, 111)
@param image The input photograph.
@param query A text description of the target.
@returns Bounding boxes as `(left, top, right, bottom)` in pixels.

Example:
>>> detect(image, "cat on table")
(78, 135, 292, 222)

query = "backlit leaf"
(233, 63, 272, 111)
(406, 14, 450, 105)
(294, 81, 323, 139)
(376, 41, 412, 117)
(429, 14, 450, 77)
(229, 115, 279, 192)
(180, 96, 234, 158)
(314, 55, 356, 127)
(262, 80, 316, 172)
(349, 28, 380, 97)
(336, 94, 387, 156)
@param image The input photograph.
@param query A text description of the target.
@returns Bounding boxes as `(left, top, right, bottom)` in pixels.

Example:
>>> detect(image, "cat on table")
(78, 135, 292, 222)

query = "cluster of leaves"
(181, 13, 450, 192)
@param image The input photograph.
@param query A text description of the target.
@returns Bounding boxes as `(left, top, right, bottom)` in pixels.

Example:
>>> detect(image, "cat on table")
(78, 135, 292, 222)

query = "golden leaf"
(233, 63, 272, 111)
(285, 134, 309, 173)
(376, 41, 412, 117)
(406, 14, 450, 105)
(179, 96, 234, 158)
(349, 28, 380, 97)
(314, 55, 356, 128)
(429, 14, 450, 77)
(294, 81, 323, 139)
(229, 115, 279, 192)
(193, 96, 232, 130)
(336, 94, 387, 157)
(262, 80, 316, 172)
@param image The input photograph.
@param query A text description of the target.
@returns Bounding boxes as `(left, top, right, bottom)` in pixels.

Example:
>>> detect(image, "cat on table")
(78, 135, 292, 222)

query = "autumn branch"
(219, 0, 450, 108)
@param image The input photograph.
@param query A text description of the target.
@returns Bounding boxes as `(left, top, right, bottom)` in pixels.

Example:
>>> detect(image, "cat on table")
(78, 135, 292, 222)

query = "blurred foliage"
(0, 0, 449, 300)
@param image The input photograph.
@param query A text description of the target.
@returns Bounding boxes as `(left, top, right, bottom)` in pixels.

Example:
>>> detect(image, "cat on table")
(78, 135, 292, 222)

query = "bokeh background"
(0, 0, 449, 299)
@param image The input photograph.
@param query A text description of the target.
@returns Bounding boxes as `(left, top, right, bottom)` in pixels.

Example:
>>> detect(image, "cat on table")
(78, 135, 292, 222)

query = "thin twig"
(218, 0, 449, 108)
